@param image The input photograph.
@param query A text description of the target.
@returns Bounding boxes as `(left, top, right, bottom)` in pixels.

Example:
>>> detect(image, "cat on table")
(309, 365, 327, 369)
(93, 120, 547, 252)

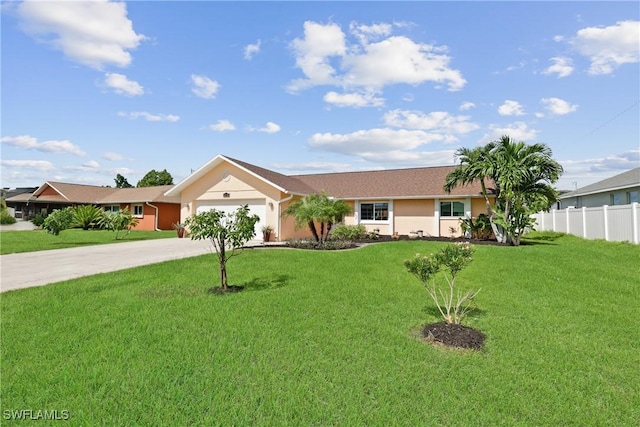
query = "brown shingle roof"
(291, 166, 485, 199)
(32, 182, 179, 204)
(225, 156, 317, 195)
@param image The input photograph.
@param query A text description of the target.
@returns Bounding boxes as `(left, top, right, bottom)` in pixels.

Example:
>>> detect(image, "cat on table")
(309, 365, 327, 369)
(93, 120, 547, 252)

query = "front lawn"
(2, 235, 638, 425)
(0, 229, 176, 255)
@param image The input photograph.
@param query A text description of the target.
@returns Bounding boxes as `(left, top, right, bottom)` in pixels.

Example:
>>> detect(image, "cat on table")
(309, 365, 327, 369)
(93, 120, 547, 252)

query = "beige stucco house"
(165, 155, 492, 242)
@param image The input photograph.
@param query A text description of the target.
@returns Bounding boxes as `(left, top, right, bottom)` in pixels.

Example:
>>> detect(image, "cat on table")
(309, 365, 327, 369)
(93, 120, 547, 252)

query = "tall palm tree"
(445, 135, 563, 245)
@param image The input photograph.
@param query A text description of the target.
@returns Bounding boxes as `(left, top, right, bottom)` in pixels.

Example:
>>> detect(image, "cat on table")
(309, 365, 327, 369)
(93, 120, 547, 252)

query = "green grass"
(0, 229, 176, 254)
(2, 235, 639, 425)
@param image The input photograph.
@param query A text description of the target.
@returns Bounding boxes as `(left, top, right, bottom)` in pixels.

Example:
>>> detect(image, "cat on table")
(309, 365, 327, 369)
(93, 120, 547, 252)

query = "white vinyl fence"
(532, 203, 639, 244)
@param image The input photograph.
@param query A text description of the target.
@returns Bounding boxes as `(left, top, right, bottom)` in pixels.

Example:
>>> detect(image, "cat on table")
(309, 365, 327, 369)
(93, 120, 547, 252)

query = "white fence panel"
(532, 203, 639, 244)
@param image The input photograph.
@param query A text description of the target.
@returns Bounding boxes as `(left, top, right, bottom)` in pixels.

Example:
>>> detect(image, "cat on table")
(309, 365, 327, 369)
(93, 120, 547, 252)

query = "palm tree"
(445, 136, 563, 245)
(283, 193, 352, 244)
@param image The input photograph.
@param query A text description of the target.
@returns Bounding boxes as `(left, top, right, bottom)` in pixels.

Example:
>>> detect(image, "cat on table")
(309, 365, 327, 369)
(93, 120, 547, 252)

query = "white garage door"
(195, 199, 266, 241)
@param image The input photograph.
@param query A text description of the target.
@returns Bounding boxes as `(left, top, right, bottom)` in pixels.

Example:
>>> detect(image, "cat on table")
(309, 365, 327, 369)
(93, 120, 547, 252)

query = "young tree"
(99, 208, 139, 240)
(444, 135, 563, 245)
(136, 169, 174, 187)
(283, 193, 352, 244)
(43, 207, 74, 235)
(114, 173, 133, 188)
(184, 205, 260, 291)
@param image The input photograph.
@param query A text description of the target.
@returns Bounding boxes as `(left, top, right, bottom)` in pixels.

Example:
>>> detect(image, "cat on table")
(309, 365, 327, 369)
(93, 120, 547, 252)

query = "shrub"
(0, 209, 17, 225)
(405, 242, 480, 324)
(31, 213, 47, 227)
(331, 224, 367, 240)
(73, 205, 104, 230)
(43, 208, 74, 235)
(460, 214, 493, 240)
(286, 238, 355, 250)
(99, 208, 139, 240)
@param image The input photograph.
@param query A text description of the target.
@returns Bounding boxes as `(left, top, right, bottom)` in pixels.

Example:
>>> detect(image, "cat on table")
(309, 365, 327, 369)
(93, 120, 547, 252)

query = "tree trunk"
(308, 221, 320, 242)
(219, 242, 228, 290)
(480, 179, 507, 244)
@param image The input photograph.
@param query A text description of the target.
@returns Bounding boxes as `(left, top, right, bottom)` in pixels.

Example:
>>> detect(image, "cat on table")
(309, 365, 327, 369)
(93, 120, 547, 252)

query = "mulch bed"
(358, 235, 506, 246)
(423, 322, 486, 350)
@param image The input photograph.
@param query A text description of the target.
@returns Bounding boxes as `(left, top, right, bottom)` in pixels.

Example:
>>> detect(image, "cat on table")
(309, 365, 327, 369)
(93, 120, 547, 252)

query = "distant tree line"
(114, 169, 174, 188)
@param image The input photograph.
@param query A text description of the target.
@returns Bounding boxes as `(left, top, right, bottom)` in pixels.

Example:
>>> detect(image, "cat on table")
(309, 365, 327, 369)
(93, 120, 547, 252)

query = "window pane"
(134, 205, 143, 216)
(360, 203, 373, 220)
(628, 191, 638, 204)
(440, 202, 452, 217)
(374, 203, 388, 220)
(452, 201, 465, 217)
(611, 193, 623, 205)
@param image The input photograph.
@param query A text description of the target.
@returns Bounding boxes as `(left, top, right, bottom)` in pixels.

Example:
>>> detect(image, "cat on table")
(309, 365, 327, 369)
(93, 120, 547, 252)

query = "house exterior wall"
(560, 186, 640, 208)
(393, 199, 435, 236)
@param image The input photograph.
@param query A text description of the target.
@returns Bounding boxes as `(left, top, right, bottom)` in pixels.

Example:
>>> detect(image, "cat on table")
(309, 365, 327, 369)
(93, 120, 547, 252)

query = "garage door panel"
(195, 199, 265, 241)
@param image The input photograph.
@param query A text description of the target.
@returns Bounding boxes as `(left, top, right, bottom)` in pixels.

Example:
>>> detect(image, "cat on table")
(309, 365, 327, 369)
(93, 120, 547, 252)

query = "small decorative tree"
(184, 205, 259, 291)
(100, 208, 139, 240)
(43, 207, 74, 235)
(404, 243, 480, 324)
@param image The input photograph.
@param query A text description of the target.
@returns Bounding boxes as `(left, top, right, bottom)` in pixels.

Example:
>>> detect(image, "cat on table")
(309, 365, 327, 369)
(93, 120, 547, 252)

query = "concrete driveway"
(0, 238, 217, 293)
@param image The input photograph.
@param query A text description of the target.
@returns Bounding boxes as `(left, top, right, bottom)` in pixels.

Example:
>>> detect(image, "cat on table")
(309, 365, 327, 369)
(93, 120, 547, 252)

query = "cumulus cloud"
(459, 101, 475, 111)
(191, 74, 220, 99)
(208, 120, 236, 132)
(1, 135, 85, 156)
(323, 91, 385, 108)
(558, 149, 640, 188)
(539, 97, 578, 116)
(288, 20, 465, 94)
(383, 110, 479, 138)
(570, 20, 640, 75)
(308, 128, 444, 160)
(118, 111, 180, 122)
(244, 39, 261, 60)
(104, 73, 144, 96)
(1, 159, 54, 171)
(257, 122, 281, 134)
(479, 122, 538, 145)
(16, 0, 145, 69)
(498, 100, 525, 116)
(542, 57, 574, 78)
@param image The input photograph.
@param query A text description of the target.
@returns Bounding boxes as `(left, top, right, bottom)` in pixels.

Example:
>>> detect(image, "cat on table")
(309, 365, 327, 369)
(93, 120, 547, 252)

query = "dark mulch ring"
(208, 285, 245, 295)
(359, 235, 506, 246)
(423, 322, 486, 350)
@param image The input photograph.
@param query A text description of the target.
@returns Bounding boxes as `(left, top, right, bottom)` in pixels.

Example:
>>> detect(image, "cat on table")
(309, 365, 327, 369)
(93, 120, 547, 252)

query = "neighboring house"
(559, 167, 640, 209)
(165, 155, 493, 242)
(2, 187, 38, 218)
(5, 182, 180, 231)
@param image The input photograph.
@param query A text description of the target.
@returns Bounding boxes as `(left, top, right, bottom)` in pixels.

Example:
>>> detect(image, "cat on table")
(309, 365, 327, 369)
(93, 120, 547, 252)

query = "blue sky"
(1, 1, 638, 191)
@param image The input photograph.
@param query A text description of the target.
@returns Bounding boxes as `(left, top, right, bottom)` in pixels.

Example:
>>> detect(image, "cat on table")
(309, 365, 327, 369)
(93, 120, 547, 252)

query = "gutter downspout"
(146, 202, 160, 231)
(277, 194, 294, 241)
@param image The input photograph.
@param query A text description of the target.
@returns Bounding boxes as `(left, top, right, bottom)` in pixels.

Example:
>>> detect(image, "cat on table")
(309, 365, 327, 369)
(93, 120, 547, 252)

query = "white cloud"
(570, 20, 640, 75)
(191, 74, 220, 99)
(244, 39, 261, 60)
(102, 152, 124, 161)
(83, 160, 100, 169)
(542, 57, 574, 78)
(1, 159, 54, 171)
(539, 97, 578, 116)
(16, 0, 145, 70)
(558, 149, 640, 188)
(258, 122, 281, 134)
(383, 110, 479, 137)
(498, 100, 525, 116)
(118, 111, 180, 122)
(479, 122, 539, 145)
(323, 91, 385, 108)
(104, 73, 144, 96)
(1, 135, 85, 156)
(308, 128, 444, 159)
(459, 102, 475, 111)
(208, 120, 236, 132)
(288, 21, 465, 94)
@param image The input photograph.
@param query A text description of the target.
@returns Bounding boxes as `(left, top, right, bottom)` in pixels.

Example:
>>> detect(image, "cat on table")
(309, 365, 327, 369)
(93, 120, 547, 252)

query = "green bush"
(331, 224, 367, 240)
(31, 213, 47, 227)
(0, 209, 17, 225)
(43, 207, 74, 235)
(73, 205, 104, 230)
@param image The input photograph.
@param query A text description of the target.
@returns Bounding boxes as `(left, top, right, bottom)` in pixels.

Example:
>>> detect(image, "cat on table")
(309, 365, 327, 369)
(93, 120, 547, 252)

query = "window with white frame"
(133, 204, 144, 217)
(360, 202, 388, 221)
(104, 205, 120, 213)
(440, 201, 465, 217)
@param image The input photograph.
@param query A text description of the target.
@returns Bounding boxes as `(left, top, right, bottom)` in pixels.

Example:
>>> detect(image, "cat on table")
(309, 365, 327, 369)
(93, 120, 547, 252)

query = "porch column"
(388, 200, 394, 235)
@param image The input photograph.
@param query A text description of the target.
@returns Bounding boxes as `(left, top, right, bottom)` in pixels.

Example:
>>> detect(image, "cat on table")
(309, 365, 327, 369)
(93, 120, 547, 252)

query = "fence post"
(566, 207, 571, 234)
(603, 205, 609, 242)
(582, 207, 587, 238)
(633, 202, 638, 245)
(552, 209, 556, 231)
